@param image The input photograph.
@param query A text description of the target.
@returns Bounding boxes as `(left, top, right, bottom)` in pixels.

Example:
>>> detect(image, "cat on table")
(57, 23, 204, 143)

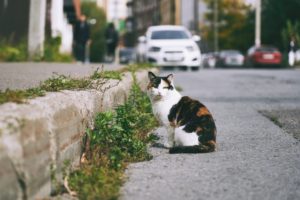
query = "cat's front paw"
(164, 142, 174, 149)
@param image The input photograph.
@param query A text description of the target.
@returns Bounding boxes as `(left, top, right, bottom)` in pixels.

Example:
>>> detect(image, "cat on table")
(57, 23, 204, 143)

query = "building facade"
(131, 0, 160, 36)
(0, 0, 74, 56)
(160, 0, 176, 25)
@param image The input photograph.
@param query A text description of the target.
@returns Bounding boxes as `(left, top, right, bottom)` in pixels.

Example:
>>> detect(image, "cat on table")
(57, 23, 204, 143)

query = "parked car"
(202, 52, 218, 68)
(215, 50, 244, 68)
(245, 45, 282, 67)
(137, 25, 202, 70)
(119, 47, 136, 64)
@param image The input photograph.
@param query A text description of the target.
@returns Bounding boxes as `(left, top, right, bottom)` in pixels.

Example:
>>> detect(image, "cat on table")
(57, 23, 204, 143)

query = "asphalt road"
(121, 69, 300, 200)
(0, 62, 123, 90)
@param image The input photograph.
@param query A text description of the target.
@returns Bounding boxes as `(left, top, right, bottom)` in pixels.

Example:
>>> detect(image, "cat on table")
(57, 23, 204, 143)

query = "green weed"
(68, 78, 158, 199)
(120, 63, 155, 73)
(0, 74, 90, 104)
(0, 88, 45, 104)
(259, 111, 283, 128)
(0, 64, 154, 105)
(90, 68, 122, 80)
(269, 115, 283, 128)
(40, 74, 91, 92)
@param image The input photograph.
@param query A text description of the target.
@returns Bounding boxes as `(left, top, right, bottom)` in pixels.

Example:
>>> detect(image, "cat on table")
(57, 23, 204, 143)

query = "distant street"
(0, 62, 123, 90)
(121, 68, 300, 200)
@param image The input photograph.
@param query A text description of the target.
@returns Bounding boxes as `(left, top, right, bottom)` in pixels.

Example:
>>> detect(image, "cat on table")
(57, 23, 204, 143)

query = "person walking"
(288, 35, 298, 67)
(74, 15, 91, 63)
(105, 23, 119, 63)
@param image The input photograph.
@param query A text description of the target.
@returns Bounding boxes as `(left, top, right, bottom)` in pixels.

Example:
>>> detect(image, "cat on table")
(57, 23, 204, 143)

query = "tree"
(202, 0, 254, 52)
(281, 20, 300, 52)
(261, 0, 300, 51)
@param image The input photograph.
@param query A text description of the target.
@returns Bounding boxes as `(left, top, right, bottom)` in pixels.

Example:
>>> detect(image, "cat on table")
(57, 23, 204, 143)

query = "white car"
(138, 25, 202, 70)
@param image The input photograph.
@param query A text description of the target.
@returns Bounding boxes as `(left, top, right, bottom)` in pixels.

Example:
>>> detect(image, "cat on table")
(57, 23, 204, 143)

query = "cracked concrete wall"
(0, 70, 154, 200)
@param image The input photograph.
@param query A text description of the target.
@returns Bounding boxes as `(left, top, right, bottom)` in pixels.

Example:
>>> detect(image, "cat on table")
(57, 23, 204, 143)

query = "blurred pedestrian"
(105, 23, 119, 62)
(288, 35, 298, 67)
(74, 15, 91, 63)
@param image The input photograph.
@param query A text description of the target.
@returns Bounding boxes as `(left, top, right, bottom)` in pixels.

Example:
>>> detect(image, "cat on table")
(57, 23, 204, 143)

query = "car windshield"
(151, 30, 189, 40)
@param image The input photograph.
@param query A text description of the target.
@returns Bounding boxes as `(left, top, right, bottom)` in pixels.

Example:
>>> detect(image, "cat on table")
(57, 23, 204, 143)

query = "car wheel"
(178, 66, 188, 71)
(191, 66, 199, 71)
(216, 60, 223, 68)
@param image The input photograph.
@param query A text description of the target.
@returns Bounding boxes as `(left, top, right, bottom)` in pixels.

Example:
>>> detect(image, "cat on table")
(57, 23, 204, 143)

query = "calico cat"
(147, 71, 217, 153)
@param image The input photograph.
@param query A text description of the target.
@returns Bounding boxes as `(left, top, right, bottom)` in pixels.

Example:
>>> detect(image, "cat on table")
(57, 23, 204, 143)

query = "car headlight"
(149, 46, 161, 52)
(186, 46, 195, 52)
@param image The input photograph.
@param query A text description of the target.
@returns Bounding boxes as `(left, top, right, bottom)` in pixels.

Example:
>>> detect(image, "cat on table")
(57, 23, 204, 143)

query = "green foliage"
(69, 166, 122, 200)
(281, 20, 300, 52)
(0, 72, 111, 104)
(42, 37, 73, 62)
(87, 79, 157, 168)
(121, 63, 155, 73)
(0, 74, 90, 104)
(40, 74, 90, 92)
(81, 2, 107, 62)
(262, 0, 300, 50)
(203, 0, 254, 52)
(0, 37, 73, 62)
(90, 68, 122, 80)
(0, 39, 27, 61)
(0, 64, 153, 105)
(68, 79, 158, 199)
(0, 88, 46, 104)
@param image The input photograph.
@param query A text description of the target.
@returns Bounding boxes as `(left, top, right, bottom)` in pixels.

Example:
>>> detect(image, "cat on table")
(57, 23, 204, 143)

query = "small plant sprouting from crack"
(259, 111, 283, 128)
(269, 115, 283, 128)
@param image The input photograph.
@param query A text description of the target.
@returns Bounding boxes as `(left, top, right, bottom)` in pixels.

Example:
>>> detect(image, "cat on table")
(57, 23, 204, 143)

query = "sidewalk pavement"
(121, 69, 300, 200)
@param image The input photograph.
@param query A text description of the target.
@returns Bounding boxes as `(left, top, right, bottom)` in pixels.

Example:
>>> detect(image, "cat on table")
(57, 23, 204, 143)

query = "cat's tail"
(169, 140, 216, 154)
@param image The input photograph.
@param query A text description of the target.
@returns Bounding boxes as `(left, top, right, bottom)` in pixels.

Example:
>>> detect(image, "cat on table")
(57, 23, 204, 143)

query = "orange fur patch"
(205, 140, 217, 151)
(147, 83, 152, 90)
(197, 107, 210, 116)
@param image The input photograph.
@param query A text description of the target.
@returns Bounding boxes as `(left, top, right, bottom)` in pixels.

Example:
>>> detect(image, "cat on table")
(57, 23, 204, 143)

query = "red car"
(245, 45, 282, 67)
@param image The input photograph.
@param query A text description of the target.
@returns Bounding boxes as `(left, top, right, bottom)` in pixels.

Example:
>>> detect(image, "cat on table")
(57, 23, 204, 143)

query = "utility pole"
(194, 0, 199, 33)
(213, 0, 219, 52)
(113, 0, 118, 25)
(255, 0, 261, 47)
(28, 0, 46, 60)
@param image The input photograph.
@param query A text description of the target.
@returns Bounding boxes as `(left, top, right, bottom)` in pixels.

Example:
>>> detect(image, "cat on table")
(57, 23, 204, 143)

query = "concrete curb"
(0, 69, 156, 200)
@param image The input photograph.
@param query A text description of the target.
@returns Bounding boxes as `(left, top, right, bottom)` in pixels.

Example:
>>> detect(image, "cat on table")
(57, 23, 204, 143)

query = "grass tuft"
(90, 68, 122, 80)
(67, 77, 158, 200)
(0, 64, 155, 105)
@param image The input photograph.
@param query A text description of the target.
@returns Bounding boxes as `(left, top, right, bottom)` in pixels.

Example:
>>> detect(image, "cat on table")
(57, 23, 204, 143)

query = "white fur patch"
(175, 126, 199, 146)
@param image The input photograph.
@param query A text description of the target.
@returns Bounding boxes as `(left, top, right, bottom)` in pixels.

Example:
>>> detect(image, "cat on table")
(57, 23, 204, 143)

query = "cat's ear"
(148, 71, 156, 81)
(166, 74, 174, 83)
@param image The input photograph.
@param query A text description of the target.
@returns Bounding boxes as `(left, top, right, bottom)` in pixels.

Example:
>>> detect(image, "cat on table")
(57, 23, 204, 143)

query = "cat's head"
(147, 71, 175, 100)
